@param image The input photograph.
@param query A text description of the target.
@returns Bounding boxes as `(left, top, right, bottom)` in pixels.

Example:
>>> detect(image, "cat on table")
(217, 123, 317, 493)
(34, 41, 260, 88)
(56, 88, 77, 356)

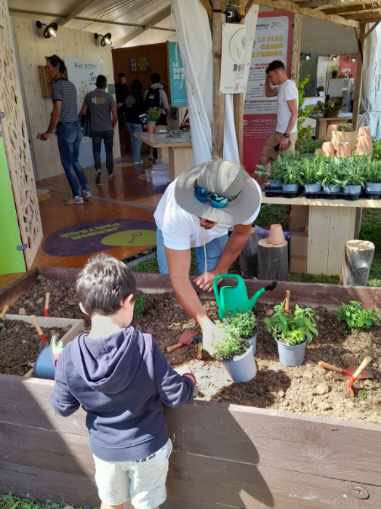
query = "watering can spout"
(249, 281, 278, 309)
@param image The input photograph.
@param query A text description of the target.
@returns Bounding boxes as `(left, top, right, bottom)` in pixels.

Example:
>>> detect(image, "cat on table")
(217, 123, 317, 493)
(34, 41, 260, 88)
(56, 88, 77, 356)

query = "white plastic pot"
(222, 346, 256, 383)
(304, 183, 321, 194)
(366, 182, 381, 194)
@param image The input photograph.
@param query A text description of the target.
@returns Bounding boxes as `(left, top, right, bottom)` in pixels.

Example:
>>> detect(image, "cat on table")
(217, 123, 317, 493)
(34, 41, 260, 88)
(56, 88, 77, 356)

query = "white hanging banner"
(220, 22, 256, 94)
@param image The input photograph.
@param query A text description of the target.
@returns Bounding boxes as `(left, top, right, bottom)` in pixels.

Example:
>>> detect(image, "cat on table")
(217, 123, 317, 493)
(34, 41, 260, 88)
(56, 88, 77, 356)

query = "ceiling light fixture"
(36, 20, 58, 39)
(94, 33, 112, 47)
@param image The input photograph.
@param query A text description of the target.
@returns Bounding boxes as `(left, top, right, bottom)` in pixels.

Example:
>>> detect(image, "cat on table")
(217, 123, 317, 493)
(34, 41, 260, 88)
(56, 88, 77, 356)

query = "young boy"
(51, 254, 195, 509)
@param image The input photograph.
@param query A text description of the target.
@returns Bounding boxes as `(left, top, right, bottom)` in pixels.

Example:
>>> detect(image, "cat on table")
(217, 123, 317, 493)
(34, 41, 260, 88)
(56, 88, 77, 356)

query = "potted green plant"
(268, 154, 288, 188)
(222, 312, 257, 355)
(279, 155, 301, 194)
(146, 107, 161, 134)
(365, 160, 381, 195)
(264, 292, 318, 367)
(337, 301, 380, 331)
(342, 156, 366, 197)
(215, 327, 256, 383)
(301, 157, 323, 194)
(321, 158, 342, 194)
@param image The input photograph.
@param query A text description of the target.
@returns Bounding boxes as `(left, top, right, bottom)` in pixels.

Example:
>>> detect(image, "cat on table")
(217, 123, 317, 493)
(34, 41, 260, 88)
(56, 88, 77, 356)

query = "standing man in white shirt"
(260, 60, 299, 174)
(154, 160, 261, 353)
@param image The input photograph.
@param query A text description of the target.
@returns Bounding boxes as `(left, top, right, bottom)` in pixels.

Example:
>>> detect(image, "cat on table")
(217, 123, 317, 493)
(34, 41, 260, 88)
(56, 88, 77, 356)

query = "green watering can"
(213, 274, 277, 320)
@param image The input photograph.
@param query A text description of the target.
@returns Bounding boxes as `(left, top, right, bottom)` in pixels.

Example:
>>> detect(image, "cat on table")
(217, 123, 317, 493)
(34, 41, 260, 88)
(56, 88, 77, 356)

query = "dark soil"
(0, 320, 68, 376)
(6, 277, 381, 424)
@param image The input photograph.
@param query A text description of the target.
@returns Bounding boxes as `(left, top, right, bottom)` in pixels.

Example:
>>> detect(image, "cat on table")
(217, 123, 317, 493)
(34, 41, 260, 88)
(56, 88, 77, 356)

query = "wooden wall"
(112, 42, 169, 92)
(0, 374, 381, 508)
(11, 13, 121, 181)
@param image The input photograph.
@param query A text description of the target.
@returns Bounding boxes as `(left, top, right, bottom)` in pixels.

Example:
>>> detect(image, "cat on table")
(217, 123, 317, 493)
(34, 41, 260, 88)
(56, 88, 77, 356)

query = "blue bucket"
(276, 340, 306, 367)
(34, 345, 55, 380)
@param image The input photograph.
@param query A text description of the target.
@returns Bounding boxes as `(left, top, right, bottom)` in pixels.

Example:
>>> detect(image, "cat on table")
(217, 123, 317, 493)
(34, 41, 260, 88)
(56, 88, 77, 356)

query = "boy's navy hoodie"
(52, 326, 194, 462)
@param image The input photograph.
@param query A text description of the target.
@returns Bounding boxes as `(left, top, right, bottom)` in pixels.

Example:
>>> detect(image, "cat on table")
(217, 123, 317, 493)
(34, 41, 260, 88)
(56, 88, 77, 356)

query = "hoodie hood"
(73, 327, 142, 394)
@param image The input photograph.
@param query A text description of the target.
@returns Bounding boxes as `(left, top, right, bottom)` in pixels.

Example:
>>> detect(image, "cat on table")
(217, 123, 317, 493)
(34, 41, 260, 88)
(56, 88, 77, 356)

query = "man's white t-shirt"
(154, 181, 261, 250)
(276, 79, 298, 134)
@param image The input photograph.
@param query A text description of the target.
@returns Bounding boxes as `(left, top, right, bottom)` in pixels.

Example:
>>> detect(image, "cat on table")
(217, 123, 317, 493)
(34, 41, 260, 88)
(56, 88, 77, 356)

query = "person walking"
(115, 73, 129, 155)
(260, 60, 298, 175)
(38, 54, 90, 205)
(144, 73, 170, 125)
(81, 75, 117, 185)
(125, 80, 145, 165)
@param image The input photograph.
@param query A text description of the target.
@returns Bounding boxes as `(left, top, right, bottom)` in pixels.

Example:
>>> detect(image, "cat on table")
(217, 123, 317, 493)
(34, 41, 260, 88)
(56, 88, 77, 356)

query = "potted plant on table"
(321, 158, 342, 195)
(365, 160, 381, 195)
(222, 312, 257, 355)
(265, 291, 318, 367)
(146, 107, 161, 134)
(215, 325, 256, 383)
(301, 157, 323, 194)
(342, 157, 366, 198)
(279, 155, 301, 194)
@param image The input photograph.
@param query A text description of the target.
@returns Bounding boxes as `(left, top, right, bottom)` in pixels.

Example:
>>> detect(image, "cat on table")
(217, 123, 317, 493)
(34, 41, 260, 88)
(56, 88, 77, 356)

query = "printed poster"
(168, 42, 187, 107)
(220, 23, 256, 94)
(243, 12, 294, 172)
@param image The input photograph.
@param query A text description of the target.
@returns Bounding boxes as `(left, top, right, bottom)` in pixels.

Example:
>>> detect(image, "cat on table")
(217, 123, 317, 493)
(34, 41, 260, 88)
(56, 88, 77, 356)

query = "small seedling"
(222, 312, 256, 339)
(265, 302, 318, 346)
(214, 330, 248, 361)
(337, 301, 379, 331)
(358, 388, 368, 401)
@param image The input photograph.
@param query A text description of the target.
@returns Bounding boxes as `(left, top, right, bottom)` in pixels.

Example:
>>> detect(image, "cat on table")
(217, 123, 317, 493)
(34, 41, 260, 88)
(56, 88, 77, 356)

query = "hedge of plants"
(267, 153, 381, 198)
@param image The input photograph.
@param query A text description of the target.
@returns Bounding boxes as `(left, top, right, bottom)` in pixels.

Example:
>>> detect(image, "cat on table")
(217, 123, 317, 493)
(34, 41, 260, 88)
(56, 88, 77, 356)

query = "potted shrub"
(222, 312, 257, 355)
(264, 292, 318, 367)
(321, 158, 342, 194)
(279, 155, 301, 194)
(267, 155, 288, 188)
(146, 107, 161, 134)
(215, 328, 256, 383)
(341, 156, 367, 197)
(365, 160, 381, 195)
(337, 301, 380, 331)
(301, 157, 323, 194)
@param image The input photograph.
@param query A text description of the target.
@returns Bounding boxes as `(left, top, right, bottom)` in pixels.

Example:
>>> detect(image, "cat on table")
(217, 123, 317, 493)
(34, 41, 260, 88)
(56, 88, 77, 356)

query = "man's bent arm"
(285, 99, 298, 134)
(46, 101, 62, 133)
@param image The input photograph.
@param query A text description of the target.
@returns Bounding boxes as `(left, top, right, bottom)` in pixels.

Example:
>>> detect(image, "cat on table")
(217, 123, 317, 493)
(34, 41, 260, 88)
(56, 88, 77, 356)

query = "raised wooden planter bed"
(0, 268, 381, 508)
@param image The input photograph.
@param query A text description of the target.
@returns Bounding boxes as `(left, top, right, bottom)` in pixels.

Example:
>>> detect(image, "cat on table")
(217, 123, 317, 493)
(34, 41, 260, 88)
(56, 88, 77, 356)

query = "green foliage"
(337, 301, 379, 330)
(296, 137, 323, 155)
(272, 153, 302, 184)
(358, 388, 368, 401)
(133, 294, 146, 319)
(297, 76, 315, 147)
(214, 329, 248, 361)
(146, 107, 161, 122)
(0, 496, 64, 509)
(337, 123, 354, 132)
(265, 302, 318, 346)
(365, 160, 381, 183)
(372, 139, 381, 161)
(222, 312, 256, 339)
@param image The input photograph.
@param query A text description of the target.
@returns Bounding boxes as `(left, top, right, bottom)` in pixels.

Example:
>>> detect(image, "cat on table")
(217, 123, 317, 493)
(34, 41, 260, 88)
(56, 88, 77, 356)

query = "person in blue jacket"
(51, 253, 195, 509)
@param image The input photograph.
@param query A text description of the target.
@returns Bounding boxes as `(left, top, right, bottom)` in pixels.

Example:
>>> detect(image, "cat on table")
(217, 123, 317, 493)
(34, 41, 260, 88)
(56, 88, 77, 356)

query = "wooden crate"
(1, 269, 381, 507)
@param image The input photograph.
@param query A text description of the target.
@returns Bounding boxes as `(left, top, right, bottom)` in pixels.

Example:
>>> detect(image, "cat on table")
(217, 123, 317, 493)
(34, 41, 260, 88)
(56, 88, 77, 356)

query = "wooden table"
(137, 132, 193, 178)
(262, 194, 381, 276)
(315, 115, 353, 140)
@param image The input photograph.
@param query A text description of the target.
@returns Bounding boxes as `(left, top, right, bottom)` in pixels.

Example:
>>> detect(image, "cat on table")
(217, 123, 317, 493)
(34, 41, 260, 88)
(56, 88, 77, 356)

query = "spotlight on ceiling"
(351, 56, 357, 63)
(36, 21, 58, 39)
(305, 53, 311, 61)
(95, 33, 112, 47)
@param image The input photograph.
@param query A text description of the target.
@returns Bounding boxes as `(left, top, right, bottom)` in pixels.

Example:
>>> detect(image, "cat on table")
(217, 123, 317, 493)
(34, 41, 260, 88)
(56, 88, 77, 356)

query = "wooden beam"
(113, 6, 172, 48)
(212, 1, 225, 159)
(323, 3, 381, 16)
(344, 10, 381, 21)
(58, 0, 97, 27)
(256, 0, 359, 28)
(352, 23, 366, 130)
(365, 20, 380, 38)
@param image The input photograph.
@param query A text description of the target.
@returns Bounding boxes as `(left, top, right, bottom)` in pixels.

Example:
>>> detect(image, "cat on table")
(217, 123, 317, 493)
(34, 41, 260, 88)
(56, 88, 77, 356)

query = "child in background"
(51, 254, 195, 509)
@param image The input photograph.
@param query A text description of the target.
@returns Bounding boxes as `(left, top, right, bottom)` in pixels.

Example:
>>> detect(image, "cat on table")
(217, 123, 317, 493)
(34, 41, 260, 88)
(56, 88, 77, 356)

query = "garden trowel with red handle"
(318, 356, 373, 397)
(166, 330, 203, 359)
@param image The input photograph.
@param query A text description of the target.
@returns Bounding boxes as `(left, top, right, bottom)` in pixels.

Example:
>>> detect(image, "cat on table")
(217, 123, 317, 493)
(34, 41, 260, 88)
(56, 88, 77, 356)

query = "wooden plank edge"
(0, 269, 38, 308)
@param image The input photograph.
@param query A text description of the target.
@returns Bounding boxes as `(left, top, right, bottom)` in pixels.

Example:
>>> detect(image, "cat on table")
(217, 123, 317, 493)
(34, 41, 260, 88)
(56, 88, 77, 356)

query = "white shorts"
(93, 439, 173, 509)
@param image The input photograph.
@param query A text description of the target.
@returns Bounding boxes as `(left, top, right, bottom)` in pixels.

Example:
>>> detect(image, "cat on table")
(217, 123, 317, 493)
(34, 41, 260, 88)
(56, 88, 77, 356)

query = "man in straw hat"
(154, 160, 261, 353)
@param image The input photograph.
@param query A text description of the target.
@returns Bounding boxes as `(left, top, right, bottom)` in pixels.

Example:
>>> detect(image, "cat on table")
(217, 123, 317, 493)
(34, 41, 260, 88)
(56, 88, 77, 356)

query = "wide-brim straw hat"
(175, 160, 261, 226)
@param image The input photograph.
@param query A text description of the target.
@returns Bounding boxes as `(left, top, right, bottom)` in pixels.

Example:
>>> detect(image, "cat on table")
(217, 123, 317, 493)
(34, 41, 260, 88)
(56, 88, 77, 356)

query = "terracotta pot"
(336, 142, 353, 157)
(355, 136, 372, 156)
(359, 126, 372, 142)
(266, 224, 286, 246)
(326, 124, 339, 141)
(321, 141, 336, 157)
(332, 130, 357, 150)
(147, 121, 156, 134)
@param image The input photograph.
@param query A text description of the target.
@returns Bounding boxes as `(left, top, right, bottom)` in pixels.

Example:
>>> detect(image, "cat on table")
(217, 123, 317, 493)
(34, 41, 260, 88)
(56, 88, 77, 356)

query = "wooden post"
(291, 14, 302, 82)
(352, 23, 366, 130)
(212, 0, 225, 159)
(257, 240, 289, 281)
(340, 240, 375, 287)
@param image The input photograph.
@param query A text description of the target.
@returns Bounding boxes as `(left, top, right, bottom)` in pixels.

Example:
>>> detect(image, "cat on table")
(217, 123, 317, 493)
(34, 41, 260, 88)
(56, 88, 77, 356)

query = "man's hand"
(194, 271, 218, 292)
(279, 136, 290, 151)
(199, 316, 226, 356)
(38, 132, 50, 141)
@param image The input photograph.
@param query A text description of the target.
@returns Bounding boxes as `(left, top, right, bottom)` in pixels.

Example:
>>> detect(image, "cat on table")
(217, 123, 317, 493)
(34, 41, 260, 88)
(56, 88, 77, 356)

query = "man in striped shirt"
(38, 54, 90, 205)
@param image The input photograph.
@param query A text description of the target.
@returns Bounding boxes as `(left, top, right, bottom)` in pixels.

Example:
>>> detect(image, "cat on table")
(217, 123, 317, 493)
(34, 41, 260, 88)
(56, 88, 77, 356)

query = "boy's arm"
(51, 351, 80, 417)
(153, 341, 195, 407)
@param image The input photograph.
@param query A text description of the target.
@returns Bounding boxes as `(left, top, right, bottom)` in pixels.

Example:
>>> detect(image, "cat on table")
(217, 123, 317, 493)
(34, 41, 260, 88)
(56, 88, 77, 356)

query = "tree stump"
(257, 239, 288, 281)
(340, 240, 375, 287)
(239, 227, 257, 278)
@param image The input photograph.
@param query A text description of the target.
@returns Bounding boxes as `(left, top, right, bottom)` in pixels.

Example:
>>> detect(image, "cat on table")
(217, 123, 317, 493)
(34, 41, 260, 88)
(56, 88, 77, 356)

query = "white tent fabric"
(171, 0, 258, 164)
(362, 24, 381, 138)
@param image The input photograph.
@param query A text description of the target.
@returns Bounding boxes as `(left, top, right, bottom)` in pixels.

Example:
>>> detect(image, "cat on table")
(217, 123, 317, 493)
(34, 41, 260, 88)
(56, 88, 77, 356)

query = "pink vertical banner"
(243, 12, 294, 174)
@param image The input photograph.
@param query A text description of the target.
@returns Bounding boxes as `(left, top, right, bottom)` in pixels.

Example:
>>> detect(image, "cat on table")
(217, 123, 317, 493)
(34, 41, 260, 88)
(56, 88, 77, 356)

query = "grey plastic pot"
(343, 184, 362, 195)
(276, 340, 307, 367)
(269, 179, 281, 188)
(366, 182, 381, 194)
(304, 183, 321, 193)
(323, 184, 340, 194)
(282, 183, 299, 193)
(222, 346, 256, 382)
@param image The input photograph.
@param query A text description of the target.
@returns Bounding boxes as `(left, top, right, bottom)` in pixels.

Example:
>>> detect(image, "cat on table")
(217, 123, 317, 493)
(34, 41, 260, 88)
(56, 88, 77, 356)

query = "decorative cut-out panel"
(0, 0, 42, 268)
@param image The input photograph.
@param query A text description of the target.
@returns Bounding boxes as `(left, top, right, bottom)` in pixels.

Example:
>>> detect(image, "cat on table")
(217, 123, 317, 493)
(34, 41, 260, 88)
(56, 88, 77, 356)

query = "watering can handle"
(212, 273, 241, 308)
